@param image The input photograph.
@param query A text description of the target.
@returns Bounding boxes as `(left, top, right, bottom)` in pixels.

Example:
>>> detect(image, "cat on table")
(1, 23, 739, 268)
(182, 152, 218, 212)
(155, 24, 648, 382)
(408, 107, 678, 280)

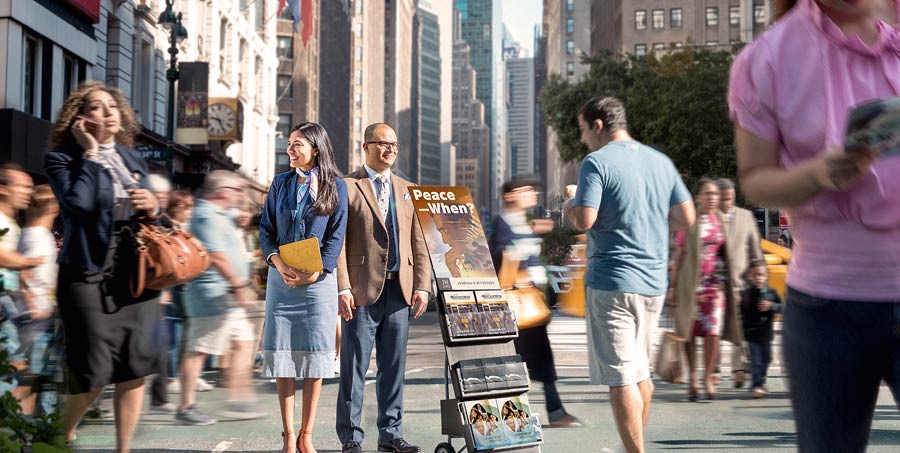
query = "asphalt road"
(70, 311, 900, 452)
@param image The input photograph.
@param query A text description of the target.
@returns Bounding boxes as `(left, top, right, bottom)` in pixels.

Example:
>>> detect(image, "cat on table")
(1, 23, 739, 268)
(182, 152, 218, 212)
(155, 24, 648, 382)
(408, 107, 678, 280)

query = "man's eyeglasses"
(222, 186, 245, 192)
(365, 141, 400, 150)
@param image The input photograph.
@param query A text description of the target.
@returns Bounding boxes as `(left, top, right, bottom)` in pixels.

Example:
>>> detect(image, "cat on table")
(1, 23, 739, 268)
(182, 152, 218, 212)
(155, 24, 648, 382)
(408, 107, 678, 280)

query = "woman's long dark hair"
(290, 122, 340, 216)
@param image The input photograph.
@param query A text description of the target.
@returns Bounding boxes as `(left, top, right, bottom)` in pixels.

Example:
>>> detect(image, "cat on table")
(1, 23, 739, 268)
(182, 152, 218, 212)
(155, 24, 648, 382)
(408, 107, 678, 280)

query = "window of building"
(277, 75, 292, 99)
(566, 61, 574, 76)
(355, 93, 362, 108)
(23, 35, 39, 115)
(652, 9, 664, 29)
(355, 0, 362, 15)
(355, 69, 362, 85)
(355, 45, 362, 61)
(634, 10, 646, 30)
(277, 36, 293, 59)
(566, 0, 574, 12)
(653, 43, 665, 52)
(730, 6, 740, 26)
(277, 114, 292, 136)
(280, 5, 293, 20)
(754, 4, 767, 24)
(674, 42, 684, 48)
(255, 0, 264, 34)
(566, 18, 574, 33)
(706, 41, 719, 47)
(239, 38, 247, 64)
(131, 38, 153, 125)
(634, 43, 647, 57)
(566, 40, 574, 55)
(354, 116, 362, 132)
(706, 7, 719, 27)
(670, 8, 682, 28)
(355, 22, 363, 38)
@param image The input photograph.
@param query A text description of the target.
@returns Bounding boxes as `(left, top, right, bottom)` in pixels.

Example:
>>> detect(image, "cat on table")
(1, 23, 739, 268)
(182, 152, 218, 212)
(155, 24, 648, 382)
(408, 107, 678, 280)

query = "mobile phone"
(76, 115, 101, 137)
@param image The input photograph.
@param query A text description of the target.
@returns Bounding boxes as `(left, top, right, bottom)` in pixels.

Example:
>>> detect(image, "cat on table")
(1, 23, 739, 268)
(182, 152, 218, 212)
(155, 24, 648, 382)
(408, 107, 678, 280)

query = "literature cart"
(407, 187, 543, 453)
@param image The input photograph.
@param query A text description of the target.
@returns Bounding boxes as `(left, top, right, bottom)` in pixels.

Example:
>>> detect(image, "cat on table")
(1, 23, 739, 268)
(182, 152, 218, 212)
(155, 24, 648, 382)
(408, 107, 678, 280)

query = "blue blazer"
(259, 170, 348, 273)
(44, 145, 154, 272)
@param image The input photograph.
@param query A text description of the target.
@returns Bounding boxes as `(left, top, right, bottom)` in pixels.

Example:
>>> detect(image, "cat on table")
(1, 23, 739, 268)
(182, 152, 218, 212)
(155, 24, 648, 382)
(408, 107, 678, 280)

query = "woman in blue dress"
(259, 122, 348, 453)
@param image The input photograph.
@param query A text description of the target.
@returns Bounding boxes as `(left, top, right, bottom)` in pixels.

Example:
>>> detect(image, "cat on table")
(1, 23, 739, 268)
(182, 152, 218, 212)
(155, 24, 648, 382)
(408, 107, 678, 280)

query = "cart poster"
(463, 399, 506, 450)
(408, 186, 500, 291)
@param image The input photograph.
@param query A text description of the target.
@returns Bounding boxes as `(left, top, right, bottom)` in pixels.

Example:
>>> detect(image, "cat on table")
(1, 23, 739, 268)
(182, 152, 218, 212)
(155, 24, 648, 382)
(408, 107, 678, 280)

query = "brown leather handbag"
(498, 250, 551, 329)
(128, 216, 211, 298)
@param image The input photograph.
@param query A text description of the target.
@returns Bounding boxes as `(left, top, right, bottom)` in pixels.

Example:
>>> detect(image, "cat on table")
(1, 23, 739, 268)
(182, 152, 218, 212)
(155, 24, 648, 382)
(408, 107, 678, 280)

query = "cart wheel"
(434, 442, 454, 453)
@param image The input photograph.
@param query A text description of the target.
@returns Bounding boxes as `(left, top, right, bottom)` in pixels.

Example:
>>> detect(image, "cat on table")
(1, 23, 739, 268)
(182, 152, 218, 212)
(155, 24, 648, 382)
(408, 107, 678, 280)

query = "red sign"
(62, 0, 101, 23)
(779, 212, 790, 230)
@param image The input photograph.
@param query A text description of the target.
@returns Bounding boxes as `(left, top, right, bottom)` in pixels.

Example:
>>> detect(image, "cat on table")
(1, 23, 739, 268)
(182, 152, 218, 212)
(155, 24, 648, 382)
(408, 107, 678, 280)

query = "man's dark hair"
(0, 162, 25, 187)
(363, 123, 394, 142)
(501, 174, 542, 195)
(748, 258, 767, 269)
(578, 96, 627, 133)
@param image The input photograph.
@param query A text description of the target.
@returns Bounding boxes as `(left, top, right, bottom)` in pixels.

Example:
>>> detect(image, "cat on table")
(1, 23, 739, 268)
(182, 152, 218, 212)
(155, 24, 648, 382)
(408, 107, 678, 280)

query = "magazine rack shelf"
(408, 186, 544, 453)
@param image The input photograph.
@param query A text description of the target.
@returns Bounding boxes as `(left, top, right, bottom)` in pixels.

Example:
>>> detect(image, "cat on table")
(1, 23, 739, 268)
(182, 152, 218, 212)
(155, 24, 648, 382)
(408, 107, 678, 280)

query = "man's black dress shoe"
(342, 441, 362, 453)
(378, 438, 421, 453)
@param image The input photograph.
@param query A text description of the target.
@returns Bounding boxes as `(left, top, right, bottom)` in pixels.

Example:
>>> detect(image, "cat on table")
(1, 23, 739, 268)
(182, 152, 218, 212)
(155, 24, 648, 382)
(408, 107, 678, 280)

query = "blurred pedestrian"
(259, 121, 348, 453)
(177, 170, 262, 426)
(145, 174, 176, 415)
(669, 179, 742, 401)
(160, 190, 199, 394)
(489, 175, 582, 428)
(563, 96, 694, 453)
(740, 261, 782, 399)
(45, 82, 162, 451)
(16, 184, 60, 415)
(717, 178, 762, 388)
(0, 163, 42, 401)
(729, 0, 900, 450)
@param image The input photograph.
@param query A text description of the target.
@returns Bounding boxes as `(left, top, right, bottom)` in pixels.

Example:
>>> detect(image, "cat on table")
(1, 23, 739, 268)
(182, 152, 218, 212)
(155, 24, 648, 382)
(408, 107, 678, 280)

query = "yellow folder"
(278, 237, 323, 272)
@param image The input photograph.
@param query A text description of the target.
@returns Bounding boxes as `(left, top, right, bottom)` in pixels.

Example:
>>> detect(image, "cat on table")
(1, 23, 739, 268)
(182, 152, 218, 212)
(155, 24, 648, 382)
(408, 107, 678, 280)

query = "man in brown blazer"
(335, 123, 431, 453)
(718, 178, 763, 389)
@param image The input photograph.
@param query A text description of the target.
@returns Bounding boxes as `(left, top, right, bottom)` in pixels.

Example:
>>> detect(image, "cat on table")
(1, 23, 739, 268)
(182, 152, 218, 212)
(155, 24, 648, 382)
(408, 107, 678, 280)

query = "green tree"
(539, 47, 741, 193)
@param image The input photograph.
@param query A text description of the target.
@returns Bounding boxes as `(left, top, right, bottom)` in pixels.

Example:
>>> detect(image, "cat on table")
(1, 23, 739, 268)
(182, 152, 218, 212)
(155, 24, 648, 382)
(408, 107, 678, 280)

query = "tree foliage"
(539, 47, 741, 193)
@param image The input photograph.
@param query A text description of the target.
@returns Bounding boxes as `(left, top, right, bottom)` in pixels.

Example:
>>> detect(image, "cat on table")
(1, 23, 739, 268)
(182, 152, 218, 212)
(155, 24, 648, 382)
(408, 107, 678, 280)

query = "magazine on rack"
(475, 290, 517, 336)
(462, 397, 543, 450)
(463, 399, 507, 450)
(845, 96, 900, 159)
(443, 291, 481, 338)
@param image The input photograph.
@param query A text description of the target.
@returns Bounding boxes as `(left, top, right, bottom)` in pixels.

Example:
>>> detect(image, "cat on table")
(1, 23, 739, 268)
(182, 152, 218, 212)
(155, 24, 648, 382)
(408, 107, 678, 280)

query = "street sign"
(136, 147, 166, 161)
(779, 212, 790, 230)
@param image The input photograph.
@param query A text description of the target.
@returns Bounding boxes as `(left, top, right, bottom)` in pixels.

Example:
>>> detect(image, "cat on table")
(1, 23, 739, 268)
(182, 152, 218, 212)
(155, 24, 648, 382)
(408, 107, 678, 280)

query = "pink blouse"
(729, 0, 900, 301)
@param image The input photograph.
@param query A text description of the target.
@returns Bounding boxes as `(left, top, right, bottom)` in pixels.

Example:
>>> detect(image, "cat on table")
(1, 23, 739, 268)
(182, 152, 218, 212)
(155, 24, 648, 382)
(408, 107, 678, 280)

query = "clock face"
(208, 102, 237, 136)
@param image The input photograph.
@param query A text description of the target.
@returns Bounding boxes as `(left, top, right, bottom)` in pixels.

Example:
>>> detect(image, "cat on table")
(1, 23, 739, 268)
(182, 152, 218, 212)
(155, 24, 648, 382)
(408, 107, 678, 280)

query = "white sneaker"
(195, 378, 213, 392)
(166, 379, 181, 394)
(147, 402, 177, 414)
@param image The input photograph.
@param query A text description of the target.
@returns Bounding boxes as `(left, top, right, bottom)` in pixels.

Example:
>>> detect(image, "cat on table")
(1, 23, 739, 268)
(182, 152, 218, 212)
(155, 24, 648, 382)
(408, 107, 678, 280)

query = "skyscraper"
(452, 37, 491, 214)
(506, 57, 536, 176)
(417, 5, 443, 185)
(455, 0, 505, 216)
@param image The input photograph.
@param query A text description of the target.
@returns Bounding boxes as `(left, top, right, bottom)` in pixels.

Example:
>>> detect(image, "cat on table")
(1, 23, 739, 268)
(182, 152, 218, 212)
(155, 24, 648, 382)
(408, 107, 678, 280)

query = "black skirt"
(57, 229, 162, 394)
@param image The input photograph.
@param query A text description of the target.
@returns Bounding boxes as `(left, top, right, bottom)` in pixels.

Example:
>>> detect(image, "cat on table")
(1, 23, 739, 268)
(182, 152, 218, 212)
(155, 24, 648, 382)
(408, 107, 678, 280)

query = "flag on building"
(278, 0, 314, 46)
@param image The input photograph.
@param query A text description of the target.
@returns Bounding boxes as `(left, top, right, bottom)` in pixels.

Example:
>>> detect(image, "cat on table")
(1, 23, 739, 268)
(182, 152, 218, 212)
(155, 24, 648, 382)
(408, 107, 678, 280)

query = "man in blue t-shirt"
(563, 96, 694, 453)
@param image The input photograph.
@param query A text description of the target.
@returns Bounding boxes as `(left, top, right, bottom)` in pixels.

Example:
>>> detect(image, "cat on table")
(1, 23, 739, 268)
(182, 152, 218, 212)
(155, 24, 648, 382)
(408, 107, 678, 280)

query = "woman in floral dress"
(670, 178, 742, 401)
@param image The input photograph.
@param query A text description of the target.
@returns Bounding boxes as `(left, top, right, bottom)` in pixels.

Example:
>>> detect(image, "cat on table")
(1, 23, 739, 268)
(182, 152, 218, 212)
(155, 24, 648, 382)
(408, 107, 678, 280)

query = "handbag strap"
(128, 222, 153, 299)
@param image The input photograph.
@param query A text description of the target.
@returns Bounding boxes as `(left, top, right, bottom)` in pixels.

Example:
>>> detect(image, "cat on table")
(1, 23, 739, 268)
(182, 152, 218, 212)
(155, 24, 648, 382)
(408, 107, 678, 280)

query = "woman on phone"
(45, 82, 161, 452)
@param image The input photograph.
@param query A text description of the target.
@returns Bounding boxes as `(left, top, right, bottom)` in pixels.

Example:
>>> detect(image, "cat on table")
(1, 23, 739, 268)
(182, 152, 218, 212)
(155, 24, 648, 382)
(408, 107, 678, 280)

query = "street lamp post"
(158, 0, 187, 179)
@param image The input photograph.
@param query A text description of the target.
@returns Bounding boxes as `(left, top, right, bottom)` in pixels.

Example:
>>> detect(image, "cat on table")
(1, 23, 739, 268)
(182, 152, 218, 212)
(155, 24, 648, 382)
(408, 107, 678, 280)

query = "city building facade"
(452, 38, 491, 215)
(591, 0, 774, 56)
(0, 0, 277, 202)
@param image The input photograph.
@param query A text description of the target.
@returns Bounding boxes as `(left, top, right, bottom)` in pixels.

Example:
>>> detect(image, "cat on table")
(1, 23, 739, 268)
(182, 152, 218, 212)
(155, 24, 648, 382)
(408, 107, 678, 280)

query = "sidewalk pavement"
(70, 311, 900, 452)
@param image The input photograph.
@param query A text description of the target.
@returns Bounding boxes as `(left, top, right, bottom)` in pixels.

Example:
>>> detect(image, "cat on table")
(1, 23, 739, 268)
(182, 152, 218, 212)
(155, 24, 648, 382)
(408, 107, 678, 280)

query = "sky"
(501, 0, 542, 57)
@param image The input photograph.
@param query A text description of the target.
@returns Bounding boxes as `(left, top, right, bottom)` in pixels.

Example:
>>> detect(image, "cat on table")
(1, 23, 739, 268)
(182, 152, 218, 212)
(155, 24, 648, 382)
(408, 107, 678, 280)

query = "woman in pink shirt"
(728, 0, 899, 451)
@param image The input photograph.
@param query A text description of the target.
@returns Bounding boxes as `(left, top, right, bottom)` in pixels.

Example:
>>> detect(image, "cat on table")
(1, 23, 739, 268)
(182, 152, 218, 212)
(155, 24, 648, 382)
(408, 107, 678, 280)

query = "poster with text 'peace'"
(408, 186, 500, 292)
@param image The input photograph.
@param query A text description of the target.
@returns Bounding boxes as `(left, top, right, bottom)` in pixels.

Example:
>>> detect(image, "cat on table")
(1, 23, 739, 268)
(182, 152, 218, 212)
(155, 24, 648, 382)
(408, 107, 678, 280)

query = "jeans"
(165, 302, 184, 377)
(783, 287, 900, 453)
(747, 340, 771, 389)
